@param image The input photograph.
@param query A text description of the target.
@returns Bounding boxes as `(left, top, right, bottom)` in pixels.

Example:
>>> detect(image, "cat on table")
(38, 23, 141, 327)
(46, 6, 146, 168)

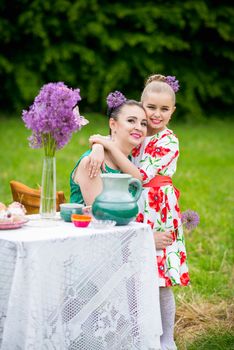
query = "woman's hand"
(153, 231, 174, 250)
(86, 144, 105, 178)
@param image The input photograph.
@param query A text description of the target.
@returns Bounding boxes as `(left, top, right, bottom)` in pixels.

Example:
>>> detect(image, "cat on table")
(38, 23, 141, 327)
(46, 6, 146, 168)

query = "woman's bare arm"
(74, 157, 103, 206)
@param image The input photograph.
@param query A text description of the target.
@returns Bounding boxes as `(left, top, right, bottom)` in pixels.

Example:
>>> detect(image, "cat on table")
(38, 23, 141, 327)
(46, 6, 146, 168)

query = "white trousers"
(160, 287, 177, 350)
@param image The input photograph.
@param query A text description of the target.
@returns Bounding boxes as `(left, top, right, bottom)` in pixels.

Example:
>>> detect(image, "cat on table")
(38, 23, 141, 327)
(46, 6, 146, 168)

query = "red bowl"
(73, 220, 91, 228)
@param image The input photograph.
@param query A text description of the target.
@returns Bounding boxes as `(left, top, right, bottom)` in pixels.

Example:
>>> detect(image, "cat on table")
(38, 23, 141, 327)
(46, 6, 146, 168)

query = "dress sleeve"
(139, 133, 179, 184)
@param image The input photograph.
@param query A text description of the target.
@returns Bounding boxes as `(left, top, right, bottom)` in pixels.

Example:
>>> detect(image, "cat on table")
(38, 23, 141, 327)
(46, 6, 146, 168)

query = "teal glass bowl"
(60, 203, 84, 222)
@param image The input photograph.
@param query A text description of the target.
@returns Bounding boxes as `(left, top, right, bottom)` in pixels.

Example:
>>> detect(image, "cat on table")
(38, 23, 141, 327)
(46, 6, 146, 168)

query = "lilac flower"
(22, 82, 88, 156)
(181, 210, 200, 231)
(106, 91, 127, 109)
(165, 76, 180, 93)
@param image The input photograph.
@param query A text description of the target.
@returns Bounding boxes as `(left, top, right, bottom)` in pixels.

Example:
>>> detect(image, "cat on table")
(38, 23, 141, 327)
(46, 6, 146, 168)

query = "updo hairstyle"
(141, 74, 176, 105)
(108, 100, 144, 120)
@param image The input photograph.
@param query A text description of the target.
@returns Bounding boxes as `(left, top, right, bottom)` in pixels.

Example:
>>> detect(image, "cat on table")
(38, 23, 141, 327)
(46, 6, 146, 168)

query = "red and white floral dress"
(132, 128, 190, 287)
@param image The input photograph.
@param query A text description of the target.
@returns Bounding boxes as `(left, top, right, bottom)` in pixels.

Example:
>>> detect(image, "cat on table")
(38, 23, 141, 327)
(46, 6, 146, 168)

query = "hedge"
(0, 0, 233, 120)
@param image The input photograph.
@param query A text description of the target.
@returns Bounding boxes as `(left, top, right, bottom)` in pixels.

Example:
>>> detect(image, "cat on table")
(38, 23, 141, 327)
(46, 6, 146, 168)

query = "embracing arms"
(88, 136, 142, 181)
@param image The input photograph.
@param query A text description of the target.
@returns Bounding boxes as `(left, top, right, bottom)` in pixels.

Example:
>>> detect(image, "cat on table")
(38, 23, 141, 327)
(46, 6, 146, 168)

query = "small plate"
(0, 219, 28, 230)
(90, 220, 117, 229)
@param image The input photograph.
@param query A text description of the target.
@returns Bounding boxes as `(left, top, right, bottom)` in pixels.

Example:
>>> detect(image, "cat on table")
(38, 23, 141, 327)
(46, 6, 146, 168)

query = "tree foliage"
(0, 0, 233, 119)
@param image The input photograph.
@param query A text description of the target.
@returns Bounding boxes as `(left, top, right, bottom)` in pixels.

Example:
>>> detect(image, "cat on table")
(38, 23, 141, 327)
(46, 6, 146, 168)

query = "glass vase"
(40, 156, 56, 219)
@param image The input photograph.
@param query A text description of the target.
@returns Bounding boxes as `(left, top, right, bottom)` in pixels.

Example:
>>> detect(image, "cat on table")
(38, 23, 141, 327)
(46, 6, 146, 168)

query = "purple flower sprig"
(106, 91, 127, 110)
(165, 76, 180, 93)
(181, 209, 200, 231)
(22, 82, 89, 156)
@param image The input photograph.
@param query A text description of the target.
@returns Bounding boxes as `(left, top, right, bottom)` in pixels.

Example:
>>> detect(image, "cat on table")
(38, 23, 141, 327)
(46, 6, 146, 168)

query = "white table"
(0, 215, 162, 350)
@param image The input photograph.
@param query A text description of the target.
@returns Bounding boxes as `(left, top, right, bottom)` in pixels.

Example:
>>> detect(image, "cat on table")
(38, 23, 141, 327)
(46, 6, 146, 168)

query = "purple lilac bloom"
(165, 76, 180, 93)
(181, 210, 200, 231)
(22, 82, 88, 155)
(106, 91, 127, 109)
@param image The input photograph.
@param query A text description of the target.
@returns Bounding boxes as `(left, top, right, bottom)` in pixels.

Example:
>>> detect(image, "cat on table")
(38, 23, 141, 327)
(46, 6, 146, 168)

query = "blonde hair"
(141, 74, 176, 105)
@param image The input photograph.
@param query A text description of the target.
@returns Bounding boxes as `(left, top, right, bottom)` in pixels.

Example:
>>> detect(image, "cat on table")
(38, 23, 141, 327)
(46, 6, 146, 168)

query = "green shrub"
(0, 1, 233, 120)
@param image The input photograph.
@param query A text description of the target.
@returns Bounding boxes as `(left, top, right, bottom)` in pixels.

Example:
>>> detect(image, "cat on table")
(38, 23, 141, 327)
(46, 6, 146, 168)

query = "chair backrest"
(10, 180, 66, 214)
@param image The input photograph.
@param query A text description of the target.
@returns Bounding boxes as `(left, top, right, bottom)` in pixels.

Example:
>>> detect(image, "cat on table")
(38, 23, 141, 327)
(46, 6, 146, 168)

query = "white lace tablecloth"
(0, 215, 162, 349)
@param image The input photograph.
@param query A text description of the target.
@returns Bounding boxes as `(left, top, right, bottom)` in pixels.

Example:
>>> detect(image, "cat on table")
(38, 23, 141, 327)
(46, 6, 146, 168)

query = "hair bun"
(145, 74, 180, 92)
(106, 91, 127, 109)
(145, 74, 166, 85)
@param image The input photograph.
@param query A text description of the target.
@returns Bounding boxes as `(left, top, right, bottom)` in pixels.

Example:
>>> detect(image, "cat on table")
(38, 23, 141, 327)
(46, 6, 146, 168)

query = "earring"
(111, 130, 116, 141)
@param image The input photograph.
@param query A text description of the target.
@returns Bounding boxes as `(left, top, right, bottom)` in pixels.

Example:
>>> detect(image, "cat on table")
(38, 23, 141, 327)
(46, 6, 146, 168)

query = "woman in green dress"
(70, 91, 147, 206)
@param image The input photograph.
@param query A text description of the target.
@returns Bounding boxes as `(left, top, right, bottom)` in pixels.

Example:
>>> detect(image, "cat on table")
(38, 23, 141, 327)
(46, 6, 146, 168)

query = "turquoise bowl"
(60, 203, 84, 222)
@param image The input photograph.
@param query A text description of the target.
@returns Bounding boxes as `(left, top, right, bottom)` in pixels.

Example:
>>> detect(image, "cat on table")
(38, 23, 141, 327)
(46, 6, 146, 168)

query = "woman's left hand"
(86, 144, 105, 178)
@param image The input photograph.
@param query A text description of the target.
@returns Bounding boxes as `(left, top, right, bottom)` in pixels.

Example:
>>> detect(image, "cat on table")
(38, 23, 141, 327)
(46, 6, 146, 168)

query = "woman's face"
(110, 105, 147, 148)
(142, 92, 176, 136)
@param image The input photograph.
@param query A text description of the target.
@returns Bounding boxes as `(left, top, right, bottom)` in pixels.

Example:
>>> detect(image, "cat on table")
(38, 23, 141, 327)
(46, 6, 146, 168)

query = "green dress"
(70, 150, 121, 204)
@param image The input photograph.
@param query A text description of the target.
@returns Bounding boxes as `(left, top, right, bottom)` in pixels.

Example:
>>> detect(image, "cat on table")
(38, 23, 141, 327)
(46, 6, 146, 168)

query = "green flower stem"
(39, 134, 57, 218)
(40, 156, 56, 218)
(42, 133, 56, 157)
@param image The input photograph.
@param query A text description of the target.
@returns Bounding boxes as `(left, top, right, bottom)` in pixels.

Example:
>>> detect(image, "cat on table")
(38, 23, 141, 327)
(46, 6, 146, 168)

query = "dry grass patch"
(175, 295, 234, 349)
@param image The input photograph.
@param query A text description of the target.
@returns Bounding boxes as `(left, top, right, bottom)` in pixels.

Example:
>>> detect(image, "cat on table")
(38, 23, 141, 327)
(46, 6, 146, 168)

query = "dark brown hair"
(108, 100, 144, 120)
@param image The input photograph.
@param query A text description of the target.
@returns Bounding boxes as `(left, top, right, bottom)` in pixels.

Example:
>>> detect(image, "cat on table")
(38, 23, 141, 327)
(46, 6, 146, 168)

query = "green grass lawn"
(0, 115, 234, 349)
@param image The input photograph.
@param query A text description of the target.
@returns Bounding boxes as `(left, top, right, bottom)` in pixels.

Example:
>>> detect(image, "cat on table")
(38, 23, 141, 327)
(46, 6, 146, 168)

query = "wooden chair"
(10, 180, 66, 214)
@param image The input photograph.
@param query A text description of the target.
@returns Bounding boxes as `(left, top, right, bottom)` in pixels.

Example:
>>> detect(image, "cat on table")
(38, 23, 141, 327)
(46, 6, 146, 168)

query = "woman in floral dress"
(131, 75, 190, 350)
(132, 122, 189, 288)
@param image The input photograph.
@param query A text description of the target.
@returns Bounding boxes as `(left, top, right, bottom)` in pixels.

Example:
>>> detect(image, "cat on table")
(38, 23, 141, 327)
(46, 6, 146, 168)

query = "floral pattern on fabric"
(132, 128, 190, 287)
